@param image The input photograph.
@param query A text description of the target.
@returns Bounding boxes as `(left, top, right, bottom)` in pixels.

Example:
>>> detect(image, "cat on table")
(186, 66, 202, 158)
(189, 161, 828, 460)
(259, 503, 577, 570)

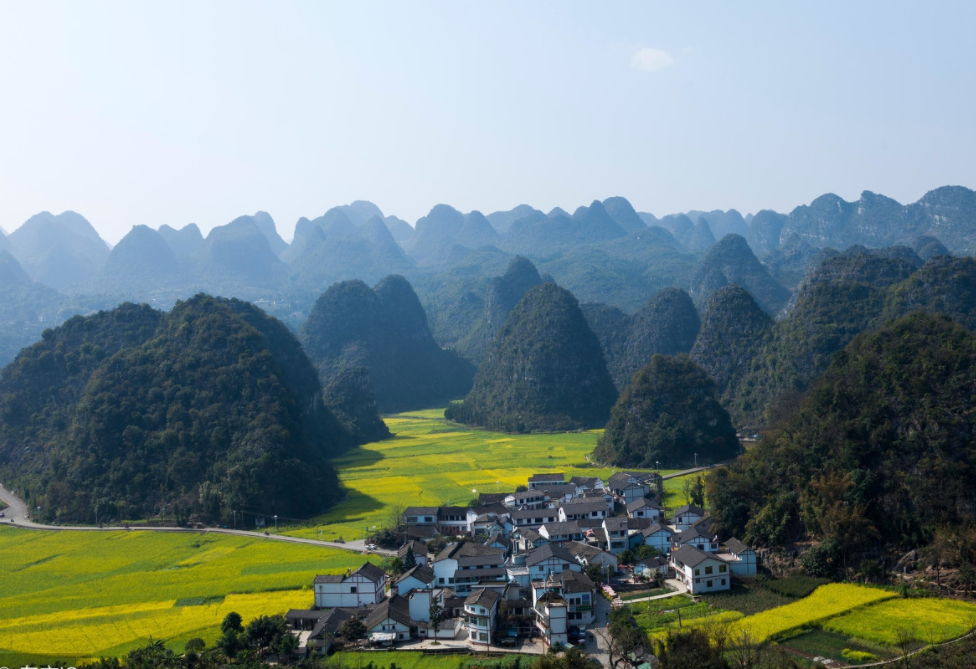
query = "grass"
(326, 651, 526, 669)
(778, 629, 897, 664)
(619, 588, 670, 601)
(282, 408, 685, 541)
(823, 597, 976, 645)
(699, 582, 794, 616)
(728, 584, 897, 643)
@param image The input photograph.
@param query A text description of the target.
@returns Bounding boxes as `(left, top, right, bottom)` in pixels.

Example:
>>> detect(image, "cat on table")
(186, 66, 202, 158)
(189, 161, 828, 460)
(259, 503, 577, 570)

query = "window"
(694, 568, 700, 576)
(439, 578, 445, 584)
(706, 580, 713, 588)
(705, 566, 713, 575)
(719, 565, 727, 572)
(721, 579, 726, 585)
(349, 587, 357, 593)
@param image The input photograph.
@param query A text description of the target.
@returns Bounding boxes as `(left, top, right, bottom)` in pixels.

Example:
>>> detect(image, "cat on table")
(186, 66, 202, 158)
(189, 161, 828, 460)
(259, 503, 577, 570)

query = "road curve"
(0, 482, 395, 556)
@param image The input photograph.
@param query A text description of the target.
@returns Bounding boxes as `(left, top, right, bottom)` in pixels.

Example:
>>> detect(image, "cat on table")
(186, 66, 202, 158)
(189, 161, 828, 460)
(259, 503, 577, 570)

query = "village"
(284, 471, 757, 661)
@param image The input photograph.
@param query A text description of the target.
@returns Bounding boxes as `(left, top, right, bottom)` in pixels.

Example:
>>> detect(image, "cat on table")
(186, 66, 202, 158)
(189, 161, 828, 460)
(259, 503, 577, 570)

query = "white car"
(366, 543, 377, 550)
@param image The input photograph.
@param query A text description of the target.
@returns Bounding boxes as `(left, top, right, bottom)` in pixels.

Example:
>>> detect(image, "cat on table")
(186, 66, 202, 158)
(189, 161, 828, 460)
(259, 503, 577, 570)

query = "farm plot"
(823, 597, 976, 645)
(286, 408, 679, 541)
(729, 584, 897, 642)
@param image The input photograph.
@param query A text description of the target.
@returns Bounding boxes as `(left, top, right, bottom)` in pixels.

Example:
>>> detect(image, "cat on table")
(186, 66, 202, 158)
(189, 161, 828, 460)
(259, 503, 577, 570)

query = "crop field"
(326, 651, 525, 669)
(823, 597, 976, 645)
(285, 408, 684, 541)
(729, 584, 897, 642)
(0, 525, 375, 662)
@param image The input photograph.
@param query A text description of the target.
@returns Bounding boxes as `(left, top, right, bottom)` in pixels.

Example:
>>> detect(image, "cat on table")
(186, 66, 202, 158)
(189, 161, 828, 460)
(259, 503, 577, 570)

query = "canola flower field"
(0, 525, 371, 662)
(284, 408, 684, 541)
(823, 597, 976, 645)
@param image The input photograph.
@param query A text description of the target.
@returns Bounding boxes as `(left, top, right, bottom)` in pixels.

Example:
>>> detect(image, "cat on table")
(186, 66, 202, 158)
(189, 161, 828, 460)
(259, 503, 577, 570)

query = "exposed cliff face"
(593, 354, 741, 469)
(746, 210, 787, 257)
(300, 275, 474, 413)
(446, 283, 617, 433)
(689, 234, 791, 315)
(691, 285, 773, 427)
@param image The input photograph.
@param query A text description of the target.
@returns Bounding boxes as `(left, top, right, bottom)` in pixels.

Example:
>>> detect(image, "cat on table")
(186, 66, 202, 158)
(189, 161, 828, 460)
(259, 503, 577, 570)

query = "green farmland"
(0, 408, 683, 662)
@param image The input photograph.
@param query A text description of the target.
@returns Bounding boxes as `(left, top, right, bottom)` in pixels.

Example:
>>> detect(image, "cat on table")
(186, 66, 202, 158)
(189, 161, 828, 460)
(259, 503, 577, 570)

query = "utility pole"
(694, 453, 698, 468)
(274, 515, 278, 533)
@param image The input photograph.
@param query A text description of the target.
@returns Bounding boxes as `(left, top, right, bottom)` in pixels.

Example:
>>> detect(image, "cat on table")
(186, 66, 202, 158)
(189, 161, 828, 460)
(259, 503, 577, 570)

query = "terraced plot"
(823, 597, 976, 645)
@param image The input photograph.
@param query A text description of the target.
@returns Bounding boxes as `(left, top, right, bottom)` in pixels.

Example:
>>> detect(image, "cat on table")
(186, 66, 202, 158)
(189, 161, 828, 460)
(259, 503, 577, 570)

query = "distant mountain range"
(1, 185, 975, 375)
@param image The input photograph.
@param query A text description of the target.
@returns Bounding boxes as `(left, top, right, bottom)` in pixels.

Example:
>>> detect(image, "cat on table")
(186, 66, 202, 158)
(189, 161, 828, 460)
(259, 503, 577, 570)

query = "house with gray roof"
(670, 545, 730, 594)
(313, 562, 387, 608)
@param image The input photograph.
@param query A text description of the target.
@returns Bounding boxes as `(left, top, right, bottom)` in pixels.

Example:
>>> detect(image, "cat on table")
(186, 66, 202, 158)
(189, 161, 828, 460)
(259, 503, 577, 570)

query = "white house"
(431, 542, 507, 594)
(641, 523, 676, 554)
(558, 500, 609, 522)
(670, 545, 730, 594)
(438, 506, 469, 535)
(607, 472, 651, 505)
(403, 507, 439, 526)
(314, 563, 387, 608)
(673, 524, 720, 553)
(563, 540, 618, 571)
(530, 579, 569, 647)
(394, 565, 436, 596)
(603, 517, 629, 554)
(398, 540, 429, 567)
(671, 504, 705, 531)
(523, 543, 582, 580)
(539, 521, 584, 544)
(365, 594, 414, 642)
(569, 476, 605, 492)
(504, 490, 550, 509)
(528, 473, 566, 490)
(463, 588, 501, 644)
(634, 556, 668, 579)
(725, 538, 757, 576)
(510, 508, 559, 529)
(627, 497, 663, 522)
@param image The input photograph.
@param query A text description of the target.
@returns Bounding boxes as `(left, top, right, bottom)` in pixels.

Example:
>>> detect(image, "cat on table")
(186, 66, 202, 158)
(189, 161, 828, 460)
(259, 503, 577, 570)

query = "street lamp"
(274, 515, 278, 533)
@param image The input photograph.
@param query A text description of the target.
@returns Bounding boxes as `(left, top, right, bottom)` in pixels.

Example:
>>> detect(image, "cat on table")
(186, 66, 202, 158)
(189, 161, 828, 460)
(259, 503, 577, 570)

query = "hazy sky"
(1, 1, 974, 243)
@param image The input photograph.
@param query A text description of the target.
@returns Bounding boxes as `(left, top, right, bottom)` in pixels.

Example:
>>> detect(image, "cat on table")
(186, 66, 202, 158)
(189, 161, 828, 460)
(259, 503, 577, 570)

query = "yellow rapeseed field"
(730, 584, 897, 642)
(823, 597, 976, 645)
(0, 590, 312, 657)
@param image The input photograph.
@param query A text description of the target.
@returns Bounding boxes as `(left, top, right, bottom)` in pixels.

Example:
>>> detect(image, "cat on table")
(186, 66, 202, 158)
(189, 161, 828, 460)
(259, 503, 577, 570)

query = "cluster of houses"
(290, 471, 756, 654)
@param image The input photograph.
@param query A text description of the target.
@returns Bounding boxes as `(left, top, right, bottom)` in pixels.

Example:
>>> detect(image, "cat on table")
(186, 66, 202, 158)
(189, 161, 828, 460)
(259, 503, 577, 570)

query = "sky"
(0, 1, 974, 244)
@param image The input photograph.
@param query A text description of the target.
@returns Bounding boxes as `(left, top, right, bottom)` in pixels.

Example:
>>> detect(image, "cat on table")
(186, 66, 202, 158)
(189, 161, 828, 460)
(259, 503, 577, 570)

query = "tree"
(221, 611, 244, 634)
(276, 631, 300, 657)
(515, 484, 528, 492)
(389, 557, 405, 576)
(429, 600, 444, 638)
(339, 617, 367, 640)
(387, 502, 407, 535)
(691, 475, 705, 508)
(244, 614, 287, 651)
(619, 549, 635, 565)
(217, 630, 242, 659)
(403, 546, 417, 570)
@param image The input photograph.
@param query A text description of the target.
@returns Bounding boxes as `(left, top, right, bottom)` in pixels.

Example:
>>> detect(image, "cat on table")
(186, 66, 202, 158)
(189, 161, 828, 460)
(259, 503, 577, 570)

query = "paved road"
(0, 482, 396, 556)
(660, 465, 717, 480)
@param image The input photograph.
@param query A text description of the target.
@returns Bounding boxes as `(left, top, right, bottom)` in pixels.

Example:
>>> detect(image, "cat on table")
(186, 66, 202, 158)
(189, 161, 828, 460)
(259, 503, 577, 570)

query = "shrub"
(842, 649, 877, 663)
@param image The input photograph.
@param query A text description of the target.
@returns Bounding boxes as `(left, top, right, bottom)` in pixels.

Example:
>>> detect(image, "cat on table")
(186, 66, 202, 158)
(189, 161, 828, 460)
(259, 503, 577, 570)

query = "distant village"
(284, 471, 756, 658)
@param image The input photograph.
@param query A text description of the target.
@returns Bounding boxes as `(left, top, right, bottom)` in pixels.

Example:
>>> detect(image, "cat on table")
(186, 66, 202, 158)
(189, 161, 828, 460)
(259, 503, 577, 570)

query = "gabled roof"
(674, 524, 716, 544)
(637, 556, 667, 568)
(608, 472, 647, 487)
(395, 564, 435, 586)
(365, 595, 413, 630)
(672, 504, 705, 517)
(353, 562, 387, 582)
(404, 506, 440, 516)
(438, 506, 469, 518)
(515, 527, 543, 542)
(670, 544, 715, 568)
(529, 473, 565, 482)
(725, 538, 752, 555)
(509, 489, 548, 500)
(627, 497, 663, 512)
(627, 518, 654, 531)
(465, 588, 502, 608)
(540, 521, 582, 536)
(558, 500, 607, 515)
(604, 517, 628, 532)
(641, 523, 675, 538)
(510, 508, 559, 520)
(434, 541, 507, 562)
(398, 539, 429, 558)
(540, 483, 577, 496)
(314, 573, 345, 583)
(525, 543, 576, 566)
(307, 608, 355, 640)
(552, 568, 596, 593)
(563, 540, 610, 562)
(569, 476, 602, 488)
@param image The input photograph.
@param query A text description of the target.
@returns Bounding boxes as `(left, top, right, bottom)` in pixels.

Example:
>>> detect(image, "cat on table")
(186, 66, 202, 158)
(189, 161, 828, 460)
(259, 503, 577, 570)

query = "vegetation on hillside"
(447, 283, 617, 432)
(593, 354, 741, 468)
(0, 295, 350, 524)
(708, 313, 976, 565)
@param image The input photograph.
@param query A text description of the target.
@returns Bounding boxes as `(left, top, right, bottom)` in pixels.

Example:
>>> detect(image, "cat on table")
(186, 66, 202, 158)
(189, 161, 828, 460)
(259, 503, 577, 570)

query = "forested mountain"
(299, 275, 474, 413)
(689, 234, 791, 315)
(593, 354, 741, 469)
(691, 285, 773, 424)
(446, 283, 617, 432)
(707, 313, 976, 561)
(0, 295, 352, 524)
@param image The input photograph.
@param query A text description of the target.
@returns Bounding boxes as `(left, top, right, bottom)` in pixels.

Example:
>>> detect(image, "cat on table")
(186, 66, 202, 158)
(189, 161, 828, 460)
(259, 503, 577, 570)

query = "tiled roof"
(670, 544, 714, 568)
(673, 504, 705, 517)
(465, 588, 502, 608)
(725, 538, 751, 554)
(510, 508, 559, 520)
(540, 521, 582, 536)
(642, 523, 675, 537)
(529, 473, 565, 482)
(404, 506, 440, 516)
(313, 574, 345, 583)
(395, 564, 435, 586)
(604, 517, 628, 532)
(398, 540, 429, 558)
(354, 562, 387, 582)
(627, 497, 662, 512)
(365, 595, 413, 630)
(569, 476, 601, 488)
(559, 500, 607, 515)
(525, 543, 576, 566)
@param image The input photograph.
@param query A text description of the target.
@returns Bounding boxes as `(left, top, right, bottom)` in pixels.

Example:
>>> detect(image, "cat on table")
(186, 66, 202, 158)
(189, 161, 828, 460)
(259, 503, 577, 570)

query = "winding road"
(0, 482, 396, 556)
